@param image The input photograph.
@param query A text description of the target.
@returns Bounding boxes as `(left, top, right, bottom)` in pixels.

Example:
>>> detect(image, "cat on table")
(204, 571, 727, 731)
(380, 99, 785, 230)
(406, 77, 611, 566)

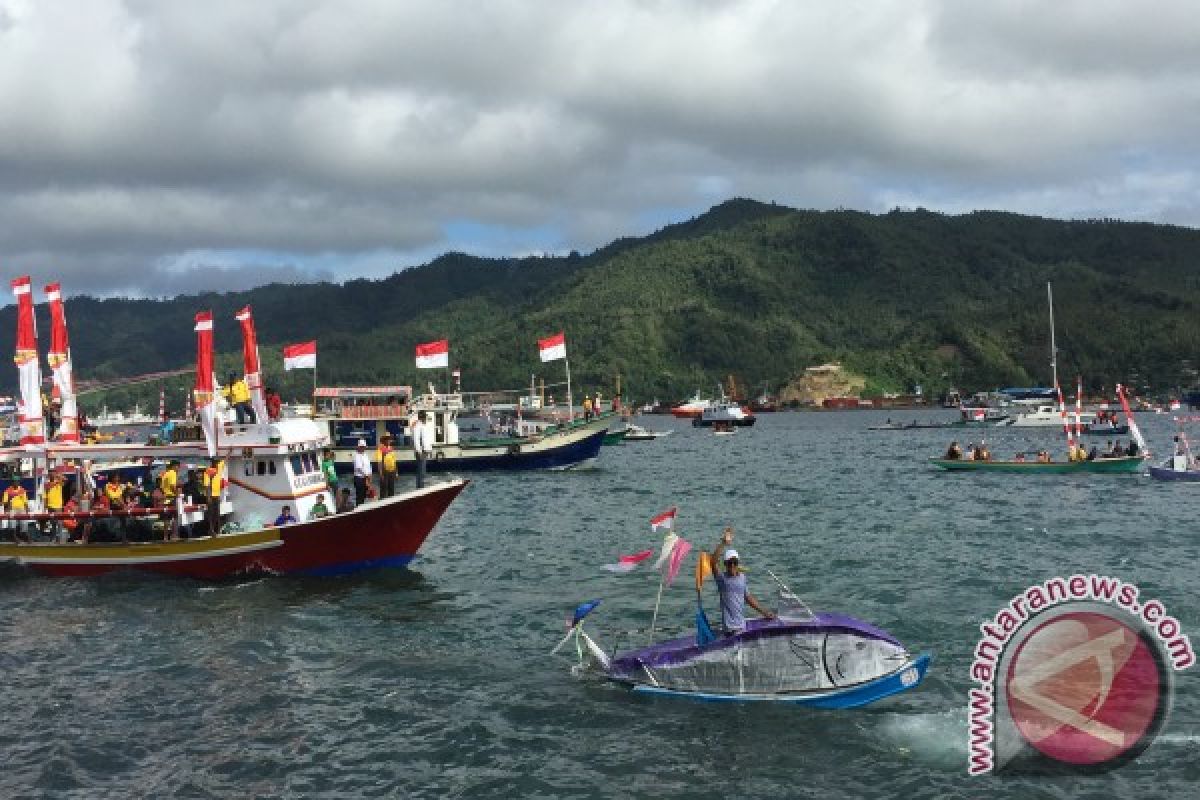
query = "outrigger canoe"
(929, 455, 1145, 474)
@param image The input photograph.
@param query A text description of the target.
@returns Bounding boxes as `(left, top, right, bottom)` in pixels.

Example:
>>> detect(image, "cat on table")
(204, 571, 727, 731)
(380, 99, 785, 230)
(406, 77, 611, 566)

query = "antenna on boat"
(764, 567, 814, 620)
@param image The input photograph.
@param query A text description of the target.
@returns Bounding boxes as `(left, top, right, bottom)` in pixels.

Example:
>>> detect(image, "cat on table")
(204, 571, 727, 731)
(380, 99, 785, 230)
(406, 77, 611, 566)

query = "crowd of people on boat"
(942, 437, 1139, 463)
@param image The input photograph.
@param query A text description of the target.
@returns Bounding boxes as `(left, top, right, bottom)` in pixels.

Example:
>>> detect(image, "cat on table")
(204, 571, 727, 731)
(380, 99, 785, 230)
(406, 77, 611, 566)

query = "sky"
(1, 0, 1198, 299)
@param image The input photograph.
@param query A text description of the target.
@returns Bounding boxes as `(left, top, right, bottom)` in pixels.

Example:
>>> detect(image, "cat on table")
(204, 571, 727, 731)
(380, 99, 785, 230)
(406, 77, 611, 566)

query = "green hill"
(3, 199, 1199, 411)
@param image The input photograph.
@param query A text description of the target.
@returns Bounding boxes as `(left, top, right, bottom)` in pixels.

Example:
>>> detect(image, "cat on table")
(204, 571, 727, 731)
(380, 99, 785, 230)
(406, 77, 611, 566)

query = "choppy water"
(1, 410, 1197, 798)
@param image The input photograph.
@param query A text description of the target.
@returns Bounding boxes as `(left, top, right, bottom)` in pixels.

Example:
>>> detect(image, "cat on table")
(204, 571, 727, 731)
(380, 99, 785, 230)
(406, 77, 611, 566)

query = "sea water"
(1, 410, 1196, 798)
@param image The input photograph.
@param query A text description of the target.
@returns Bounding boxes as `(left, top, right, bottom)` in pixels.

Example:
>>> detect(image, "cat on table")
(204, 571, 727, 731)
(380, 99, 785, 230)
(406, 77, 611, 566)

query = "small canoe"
(929, 456, 1145, 474)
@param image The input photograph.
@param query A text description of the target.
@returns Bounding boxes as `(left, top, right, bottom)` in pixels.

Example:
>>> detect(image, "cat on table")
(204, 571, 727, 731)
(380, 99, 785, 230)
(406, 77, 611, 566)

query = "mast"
(1047, 282, 1058, 389)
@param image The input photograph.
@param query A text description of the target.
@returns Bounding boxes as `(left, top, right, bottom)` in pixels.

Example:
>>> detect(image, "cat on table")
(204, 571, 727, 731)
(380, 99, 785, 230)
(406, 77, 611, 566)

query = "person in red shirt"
(265, 388, 283, 421)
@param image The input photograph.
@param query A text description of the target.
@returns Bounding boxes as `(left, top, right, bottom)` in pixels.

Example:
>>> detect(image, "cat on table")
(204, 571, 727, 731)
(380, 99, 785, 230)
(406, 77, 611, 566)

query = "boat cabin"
(313, 386, 413, 448)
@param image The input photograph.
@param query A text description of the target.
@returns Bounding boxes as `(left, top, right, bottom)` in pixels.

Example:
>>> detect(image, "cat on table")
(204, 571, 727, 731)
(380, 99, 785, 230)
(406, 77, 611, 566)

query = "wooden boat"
(313, 387, 609, 472)
(929, 455, 1145, 474)
(0, 419, 468, 578)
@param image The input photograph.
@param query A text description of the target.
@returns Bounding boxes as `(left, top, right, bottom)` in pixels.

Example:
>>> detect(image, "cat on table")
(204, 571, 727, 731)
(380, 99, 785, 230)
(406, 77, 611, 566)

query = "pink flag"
(664, 537, 693, 587)
(601, 549, 655, 573)
(650, 506, 676, 532)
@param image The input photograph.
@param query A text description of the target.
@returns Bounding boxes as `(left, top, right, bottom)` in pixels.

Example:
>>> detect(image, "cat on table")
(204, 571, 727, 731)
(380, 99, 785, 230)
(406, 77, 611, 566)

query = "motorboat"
(999, 404, 1095, 428)
(692, 398, 756, 428)
(670, 391, 711, 419)
(621, 424, 672, 441)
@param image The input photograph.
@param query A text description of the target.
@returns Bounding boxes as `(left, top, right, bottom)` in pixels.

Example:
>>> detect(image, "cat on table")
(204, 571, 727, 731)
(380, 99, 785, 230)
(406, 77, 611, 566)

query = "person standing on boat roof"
(226, 372, 255, 425)
(411, 412, 434, 489)
(711, 527, 775, 635)
(352, 439, 372, 506)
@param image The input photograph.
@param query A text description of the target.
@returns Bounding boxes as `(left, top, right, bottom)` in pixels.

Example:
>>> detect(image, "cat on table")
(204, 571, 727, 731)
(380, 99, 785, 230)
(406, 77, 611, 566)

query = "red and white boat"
(0, 283, 467, 579)
(0, 419, 467, 578)
(670, 391, 711, 418)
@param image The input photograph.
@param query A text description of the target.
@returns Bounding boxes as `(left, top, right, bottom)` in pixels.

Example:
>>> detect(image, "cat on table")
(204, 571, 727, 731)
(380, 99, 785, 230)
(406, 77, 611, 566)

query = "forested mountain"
(3, 198, 1199, 410)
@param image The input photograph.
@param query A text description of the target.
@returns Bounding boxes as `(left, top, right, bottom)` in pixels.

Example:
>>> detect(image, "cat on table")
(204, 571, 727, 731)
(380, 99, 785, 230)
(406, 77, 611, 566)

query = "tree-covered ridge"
(2, 198, 1199, 411)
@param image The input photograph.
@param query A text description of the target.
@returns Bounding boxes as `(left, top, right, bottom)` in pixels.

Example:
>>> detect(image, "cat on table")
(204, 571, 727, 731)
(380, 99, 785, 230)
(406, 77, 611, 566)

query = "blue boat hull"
(336, 428, 606, 475)
(1149, 465, 1200, 482)
(628, 651, 933, 708)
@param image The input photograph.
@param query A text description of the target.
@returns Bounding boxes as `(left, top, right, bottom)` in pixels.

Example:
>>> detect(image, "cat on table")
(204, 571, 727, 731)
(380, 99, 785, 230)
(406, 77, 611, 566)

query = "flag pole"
(649, 568, 666, 643)
(565, 355, 574, 423)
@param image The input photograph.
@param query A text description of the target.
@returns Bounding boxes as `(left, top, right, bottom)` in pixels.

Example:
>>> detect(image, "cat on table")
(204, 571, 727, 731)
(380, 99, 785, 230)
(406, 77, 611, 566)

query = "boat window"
(302, 452, 315, 473)
(257, 460, 266, 476)
(290, 455, 303, 474)
(269, 461, 277, 475)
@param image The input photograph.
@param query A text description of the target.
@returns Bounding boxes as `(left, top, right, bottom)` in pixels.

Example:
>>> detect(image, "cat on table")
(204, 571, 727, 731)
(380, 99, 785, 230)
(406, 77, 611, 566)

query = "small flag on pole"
(538, 332, 567, 362)
(664, 537, 692, 587)
(601, 549, 655, 573)
(282, 341, 317, 370)
(650, 506, 676, 532)
(415, 339, 450, 369)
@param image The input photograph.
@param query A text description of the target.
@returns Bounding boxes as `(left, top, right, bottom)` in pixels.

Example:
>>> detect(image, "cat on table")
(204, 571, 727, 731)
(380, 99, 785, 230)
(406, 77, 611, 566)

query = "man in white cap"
(711, 526, 775, 634)
(352, 439, 373, 506)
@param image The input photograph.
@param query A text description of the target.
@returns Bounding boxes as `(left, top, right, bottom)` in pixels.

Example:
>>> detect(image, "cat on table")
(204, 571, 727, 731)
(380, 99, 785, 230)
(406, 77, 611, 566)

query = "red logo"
(1004, 610, 1167, 768)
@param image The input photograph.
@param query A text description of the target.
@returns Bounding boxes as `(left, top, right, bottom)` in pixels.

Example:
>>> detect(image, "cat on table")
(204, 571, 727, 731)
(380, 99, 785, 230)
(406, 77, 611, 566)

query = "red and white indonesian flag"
(44, 282, 79, 443)
(650, 506, 676, 532)
(235, 306, 269, 423)
(415, 339, 449, 369)
(11, 276, 44, 445)
(194, 311, 218, 456)
(283, 340, 317, 370)
(538, 332, 567, 362)
(601, 548, 655, 573)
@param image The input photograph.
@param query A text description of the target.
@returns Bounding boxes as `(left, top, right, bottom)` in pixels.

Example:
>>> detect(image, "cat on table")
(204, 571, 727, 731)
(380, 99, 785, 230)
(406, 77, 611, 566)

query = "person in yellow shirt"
(226, 372, 255, 424)
(203, 458, 225, 536)
(43, 472, 66, 539)
(4, 479, 31, 543)
(378, 434, 398, 499)
(159, 460, 180, 505)
(104, 476, 126, 509)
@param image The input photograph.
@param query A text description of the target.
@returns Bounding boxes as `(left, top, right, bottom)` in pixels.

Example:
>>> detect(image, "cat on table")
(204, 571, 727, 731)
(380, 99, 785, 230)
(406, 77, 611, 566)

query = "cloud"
(0, 0, 1197, 297)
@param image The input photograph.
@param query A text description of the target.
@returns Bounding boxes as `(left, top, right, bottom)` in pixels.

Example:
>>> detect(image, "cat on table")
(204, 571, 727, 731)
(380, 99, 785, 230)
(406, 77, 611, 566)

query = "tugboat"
(692, 396, 756, 428)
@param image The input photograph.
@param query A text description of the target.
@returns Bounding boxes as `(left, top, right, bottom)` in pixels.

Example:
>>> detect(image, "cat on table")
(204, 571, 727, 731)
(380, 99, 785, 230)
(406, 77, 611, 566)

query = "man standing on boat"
(203, 458, 225, 537)
(226, 372, 255, 425)
(352, 439, 372, 506)
(378, 435, 398, 499)
(412, 411, 434, 489)
(711, 527, 775, 634)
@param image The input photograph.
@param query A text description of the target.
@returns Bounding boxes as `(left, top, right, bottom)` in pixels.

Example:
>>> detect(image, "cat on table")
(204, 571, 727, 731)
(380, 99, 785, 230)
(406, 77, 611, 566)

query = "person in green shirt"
(308, 494, 331, 520)
(321, 449, 339, 494)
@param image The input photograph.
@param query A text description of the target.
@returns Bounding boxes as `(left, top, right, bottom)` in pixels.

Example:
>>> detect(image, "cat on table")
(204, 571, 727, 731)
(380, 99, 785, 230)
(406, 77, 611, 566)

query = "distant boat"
(1148, 454, 1200, 482)
(90, 404, 158, 428)
(693, 394, 756, 428)
(929, 455, 1144, 474)
(670, 391, 711, 418)
(749, 383, 779, 412)
(622, 424, 673, 441)
(998, 403, 1095, 428)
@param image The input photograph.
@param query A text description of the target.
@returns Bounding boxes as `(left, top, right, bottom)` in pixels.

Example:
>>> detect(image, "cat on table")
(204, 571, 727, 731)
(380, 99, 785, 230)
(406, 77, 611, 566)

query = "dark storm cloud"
(0, 0, 1197, 298)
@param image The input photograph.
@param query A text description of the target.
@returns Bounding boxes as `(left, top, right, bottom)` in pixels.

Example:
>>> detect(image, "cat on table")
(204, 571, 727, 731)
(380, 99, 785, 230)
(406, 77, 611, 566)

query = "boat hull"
(693, 415, 756, 428)
(929, 456, 1145, 474)
(334, 424, 607, 474)
(0, 480, 468, 578)
(1148, 465, 1200, 482)
(629, 652, 932, 708)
